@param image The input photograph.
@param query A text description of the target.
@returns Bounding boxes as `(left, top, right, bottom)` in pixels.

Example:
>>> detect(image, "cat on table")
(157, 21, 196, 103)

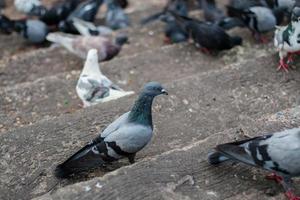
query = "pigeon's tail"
(46, 32, 74, 50)
(72, 18, 95, 36)
(217, 17, 245, 30)
(208, 151, 230, 165)
(54, 141, 106, 178)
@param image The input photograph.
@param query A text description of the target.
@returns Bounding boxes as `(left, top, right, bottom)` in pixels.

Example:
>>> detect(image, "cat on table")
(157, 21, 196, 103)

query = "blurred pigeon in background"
(0, 14, 48, 43)
(208, 128, 300, 200)
(199, 0, 245, 30)
(46, 32, 128, 60)
(14, 0, 47, 16)
(227, 5, 277, 42)
(274, 6, 300, 72)
(105, 0, 130, 30)
(170, 11, 242, 53)
(14, 19, 49, 43)
(55, 81, 168, 178)
(76, 49, 134, 107)
(72, 17, 113, 36)
(59, 0, 103, 33)
(39, 0, 82, 26)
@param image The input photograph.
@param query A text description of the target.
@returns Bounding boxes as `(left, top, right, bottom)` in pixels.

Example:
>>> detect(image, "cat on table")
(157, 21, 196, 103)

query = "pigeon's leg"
(287, 53, 294, 64)
(128, 153, 136, 164)
(277, 58, 289, 72)
(265, 172, 283, 183)
(163, 36, 172, 44)
(281, 177, 300, 200)
(199, 47, 211, 55)
(253, 32, 268, 43)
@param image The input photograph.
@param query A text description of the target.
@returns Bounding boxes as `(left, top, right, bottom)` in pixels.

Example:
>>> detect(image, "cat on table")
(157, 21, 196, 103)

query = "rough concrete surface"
(1, 0, 300, 200)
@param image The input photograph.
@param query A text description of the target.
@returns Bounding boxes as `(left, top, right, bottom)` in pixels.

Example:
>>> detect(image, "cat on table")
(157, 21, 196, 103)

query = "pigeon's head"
(142, 82, 168, 96)
(115, 33, 129, 46)
(230, 36, 242, 47)
(292, 6, 300, 22)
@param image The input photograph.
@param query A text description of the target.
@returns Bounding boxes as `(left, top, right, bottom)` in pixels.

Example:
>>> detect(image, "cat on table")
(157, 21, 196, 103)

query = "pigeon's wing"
(55, 136, 110, 178)
(216, 134, 273, 168)
(77, 76, 110, 103)
(100, 112, 130, 138)
(104, 123, 153, 154)
(217, 128, 300, 175)
(100, 74, 124, 91)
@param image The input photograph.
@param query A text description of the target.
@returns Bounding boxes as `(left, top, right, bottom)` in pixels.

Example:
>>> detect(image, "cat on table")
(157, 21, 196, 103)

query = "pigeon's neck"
(82, 57, 102, 76)
(128, 93, 154, 128)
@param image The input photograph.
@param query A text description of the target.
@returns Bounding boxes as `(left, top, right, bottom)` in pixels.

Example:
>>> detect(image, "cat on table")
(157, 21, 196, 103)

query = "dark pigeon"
(169, 11, 242, 53)
(39, 0, 82, 26)
(59, 0, 103, 33)
(55, 82, 168, 178)
(199, 0, 245, 30)
(208, 128, 300, 200)
(105, 0, 130, 30)
(0, 14, 48, 43)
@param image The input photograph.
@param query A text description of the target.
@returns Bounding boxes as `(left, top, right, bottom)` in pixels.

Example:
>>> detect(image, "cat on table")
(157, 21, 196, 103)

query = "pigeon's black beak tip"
(161, 89, 168, 95)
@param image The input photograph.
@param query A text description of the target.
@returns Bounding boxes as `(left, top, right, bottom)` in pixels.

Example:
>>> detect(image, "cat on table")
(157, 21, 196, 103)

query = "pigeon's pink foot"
(265, 172, 283, 184)
(163, 36, 171, 44)
(287, 53, 294, 64)
(78, 103, 84, 108)
(285, 190, 300, 200)
(199, 47, 211, 54)
(277, 59, 289, 72)
(259, 36, 269, 44)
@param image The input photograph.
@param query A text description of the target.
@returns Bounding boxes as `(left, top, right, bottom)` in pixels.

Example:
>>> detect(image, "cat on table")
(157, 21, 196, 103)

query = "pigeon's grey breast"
(104, 123, 153, 153)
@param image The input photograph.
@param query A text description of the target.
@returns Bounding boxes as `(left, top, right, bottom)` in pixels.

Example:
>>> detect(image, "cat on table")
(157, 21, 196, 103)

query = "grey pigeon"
(76, 49, 134, 107)
(208, 128, 300, 200)
(46, 32, 128, 60)
(14, 19, 49, 44)
(72, 17, 113, 36)
(199, 0, 245, 30)
(55, 81, 168, 178)
(105, 0, 130, 30)
(227, 5, 277, 42)
(274, 6, 300, 72)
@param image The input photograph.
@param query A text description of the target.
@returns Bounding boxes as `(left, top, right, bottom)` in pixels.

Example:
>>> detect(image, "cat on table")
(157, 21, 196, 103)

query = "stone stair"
(1, 0, 300, 200)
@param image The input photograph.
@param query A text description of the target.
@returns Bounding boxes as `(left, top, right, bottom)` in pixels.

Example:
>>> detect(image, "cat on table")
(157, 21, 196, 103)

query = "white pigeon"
(76, 49, 134, 107)
(274, 18, 300, 71)
(72, 17, 113, 36)
(14, 0, 44, 15)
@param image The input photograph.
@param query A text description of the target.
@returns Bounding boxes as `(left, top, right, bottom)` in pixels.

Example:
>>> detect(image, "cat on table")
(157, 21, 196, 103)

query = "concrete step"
(1, 53, 299, 199)
(0, 43, 269, 133)
(33, 106, 300, 200)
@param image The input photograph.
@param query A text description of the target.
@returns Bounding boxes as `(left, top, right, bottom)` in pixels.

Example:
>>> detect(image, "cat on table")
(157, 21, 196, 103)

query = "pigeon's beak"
(161, 88, 168, 95)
